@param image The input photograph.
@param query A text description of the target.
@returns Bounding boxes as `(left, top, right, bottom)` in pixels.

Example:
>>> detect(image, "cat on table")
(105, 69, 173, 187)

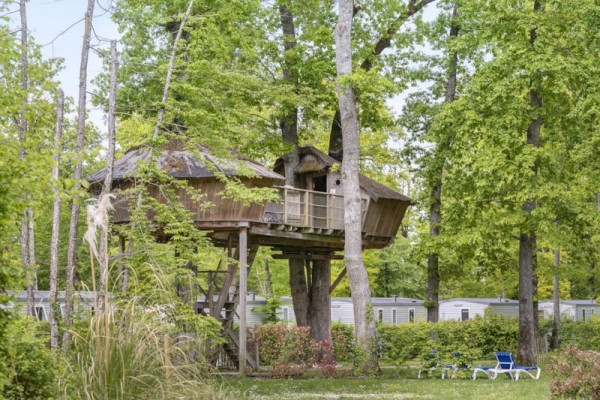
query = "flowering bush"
(549, 346, 600, 399)
(253, 324, 315, 377)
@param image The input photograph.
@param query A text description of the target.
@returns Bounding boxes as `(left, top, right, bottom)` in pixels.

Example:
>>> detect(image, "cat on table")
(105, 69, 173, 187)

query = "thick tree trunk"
(551, 249, 560, 350)
(518, 229, 537, 364)
(49, 89, 65, 349)
(308, 260, 331, 340)
(98, 41, 118, 312)
(426, 4, 459, 323)
(518, 0, 542, 366)
(336, 0, 378, 373)
(289, 259, 309, 326)
(63, 0, 95, 351)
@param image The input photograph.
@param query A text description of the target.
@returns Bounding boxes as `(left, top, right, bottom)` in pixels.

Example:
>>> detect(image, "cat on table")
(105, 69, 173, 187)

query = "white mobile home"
(538, 299, 599, 321)
(439, 298, 518, 321)
(8, 290, 98, 320)
(371, 297, 426, 324)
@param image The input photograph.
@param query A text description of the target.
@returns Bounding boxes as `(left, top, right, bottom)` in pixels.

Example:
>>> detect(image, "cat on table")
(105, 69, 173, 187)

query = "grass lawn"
(222, 369, 550, 400)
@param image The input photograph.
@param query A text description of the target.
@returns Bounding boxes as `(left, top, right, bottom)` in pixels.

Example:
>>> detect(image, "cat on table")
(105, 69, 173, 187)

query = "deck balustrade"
(264, 186, 367, 231)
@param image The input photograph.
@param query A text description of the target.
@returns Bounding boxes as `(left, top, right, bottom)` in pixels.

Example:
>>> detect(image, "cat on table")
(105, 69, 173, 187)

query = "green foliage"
(0, 317, 58, 400)
(378, 313, 519, 366)
(558, 318, 600, 350)
(252, 297, 282, 324)
(331, 322, 354, 362)
(549, 346, 600, 399)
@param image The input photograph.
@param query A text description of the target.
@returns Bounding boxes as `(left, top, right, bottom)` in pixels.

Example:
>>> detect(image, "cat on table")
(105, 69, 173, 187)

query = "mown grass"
(223, 368, 550, 400)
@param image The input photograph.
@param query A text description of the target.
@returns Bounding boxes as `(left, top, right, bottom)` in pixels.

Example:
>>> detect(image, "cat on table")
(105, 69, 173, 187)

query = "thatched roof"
(275, 146, 412, 202)
(88, 141, 285, 184)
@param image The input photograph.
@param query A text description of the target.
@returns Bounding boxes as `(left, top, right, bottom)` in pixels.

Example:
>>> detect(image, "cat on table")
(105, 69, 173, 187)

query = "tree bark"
(518, 0, 542, 366)
(329, 0, 436, 159)
(551, 249, 560, 350)
(63, 0, 95, 351)
(49, 89, 64, 349)
(308, 259, 332, 360)
(289, 259, 309, 326)
(98, 41, 118, 312)
(336, 0, 378, 373)
(18, 0, 36, 317)
(277, 2, 315, 328)
(426, 3, 459, 323)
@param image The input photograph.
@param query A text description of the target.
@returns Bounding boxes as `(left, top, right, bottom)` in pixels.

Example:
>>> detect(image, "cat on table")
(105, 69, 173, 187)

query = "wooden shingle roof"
(275, 146, 411, 202)
(88, 140, 284, 184)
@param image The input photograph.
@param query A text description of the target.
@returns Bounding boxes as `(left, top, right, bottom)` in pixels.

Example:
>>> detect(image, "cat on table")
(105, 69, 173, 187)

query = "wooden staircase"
(197, 241, 259, 369)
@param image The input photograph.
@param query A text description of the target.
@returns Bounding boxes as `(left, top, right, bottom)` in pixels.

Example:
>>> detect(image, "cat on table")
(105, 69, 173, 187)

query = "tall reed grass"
(62, 295, 227, 400)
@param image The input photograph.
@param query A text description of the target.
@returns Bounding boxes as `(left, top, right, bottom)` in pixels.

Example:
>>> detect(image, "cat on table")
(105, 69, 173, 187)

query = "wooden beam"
(238, 225, 248, 376)
(329, 267, 347, 294)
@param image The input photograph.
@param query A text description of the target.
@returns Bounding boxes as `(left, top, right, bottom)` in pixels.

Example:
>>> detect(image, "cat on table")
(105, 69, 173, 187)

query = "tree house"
(88, 140, 411, 373)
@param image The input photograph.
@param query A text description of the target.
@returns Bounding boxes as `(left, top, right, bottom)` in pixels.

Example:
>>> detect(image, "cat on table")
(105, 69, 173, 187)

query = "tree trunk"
(426, 3, 459, 323)
(98, 40, 118, 312)
(289, 259, 309, 326)
(551, 249, 560, 350)
(63, 0, 95, 351)
(308, 260, 331, 339)
(49, 89, 65, 349)
(277, 2, 316, 328)
(152, 0, 194, 141)
(263, 257, 273, 297)
(518, 0, 542, 366)
(18, 0, 36, 317)
(336, 0, 378, 373)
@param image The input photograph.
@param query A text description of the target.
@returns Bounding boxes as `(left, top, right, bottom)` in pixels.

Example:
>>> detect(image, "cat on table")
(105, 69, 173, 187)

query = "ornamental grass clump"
(63, 296, 225, 400)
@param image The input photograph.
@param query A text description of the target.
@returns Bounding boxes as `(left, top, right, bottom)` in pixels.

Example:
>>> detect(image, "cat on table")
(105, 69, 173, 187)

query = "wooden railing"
(264, 186, 367, 230)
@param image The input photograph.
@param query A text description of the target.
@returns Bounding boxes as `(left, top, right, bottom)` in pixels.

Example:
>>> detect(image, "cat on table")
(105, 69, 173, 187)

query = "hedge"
(378, 312, 519, 365)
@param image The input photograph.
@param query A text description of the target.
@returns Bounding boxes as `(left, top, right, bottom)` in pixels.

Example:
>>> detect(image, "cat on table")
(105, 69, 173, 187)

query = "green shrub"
(331, 322, 354, 362)
(378, 313, 518, 365)
(559, 318, 600, 350)
(549, 346, 600, 399)
(378, 323, 434, 365)
(0, 317, 58, 400)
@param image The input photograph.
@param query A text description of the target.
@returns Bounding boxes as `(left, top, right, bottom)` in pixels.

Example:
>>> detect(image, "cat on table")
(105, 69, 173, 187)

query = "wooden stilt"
(239, 223, 248, 375)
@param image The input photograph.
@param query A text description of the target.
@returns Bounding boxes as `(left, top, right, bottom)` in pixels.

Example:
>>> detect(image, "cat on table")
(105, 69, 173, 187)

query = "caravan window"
(583, 309, 586, 321)
(282, 307, 289, 321)
(408, 309, 415, 323)
(392, 309, 397, 324)
(378, 309, 384, 323)
(35, 306, 46, 321)
(461, 308, 469, 321)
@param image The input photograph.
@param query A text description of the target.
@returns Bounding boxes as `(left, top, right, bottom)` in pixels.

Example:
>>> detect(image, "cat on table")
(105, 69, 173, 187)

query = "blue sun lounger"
(472, 352, 541, 380)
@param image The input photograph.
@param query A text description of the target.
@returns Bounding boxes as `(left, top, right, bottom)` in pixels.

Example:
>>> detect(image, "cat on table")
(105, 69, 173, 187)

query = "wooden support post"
(238, 223, 248, 375)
